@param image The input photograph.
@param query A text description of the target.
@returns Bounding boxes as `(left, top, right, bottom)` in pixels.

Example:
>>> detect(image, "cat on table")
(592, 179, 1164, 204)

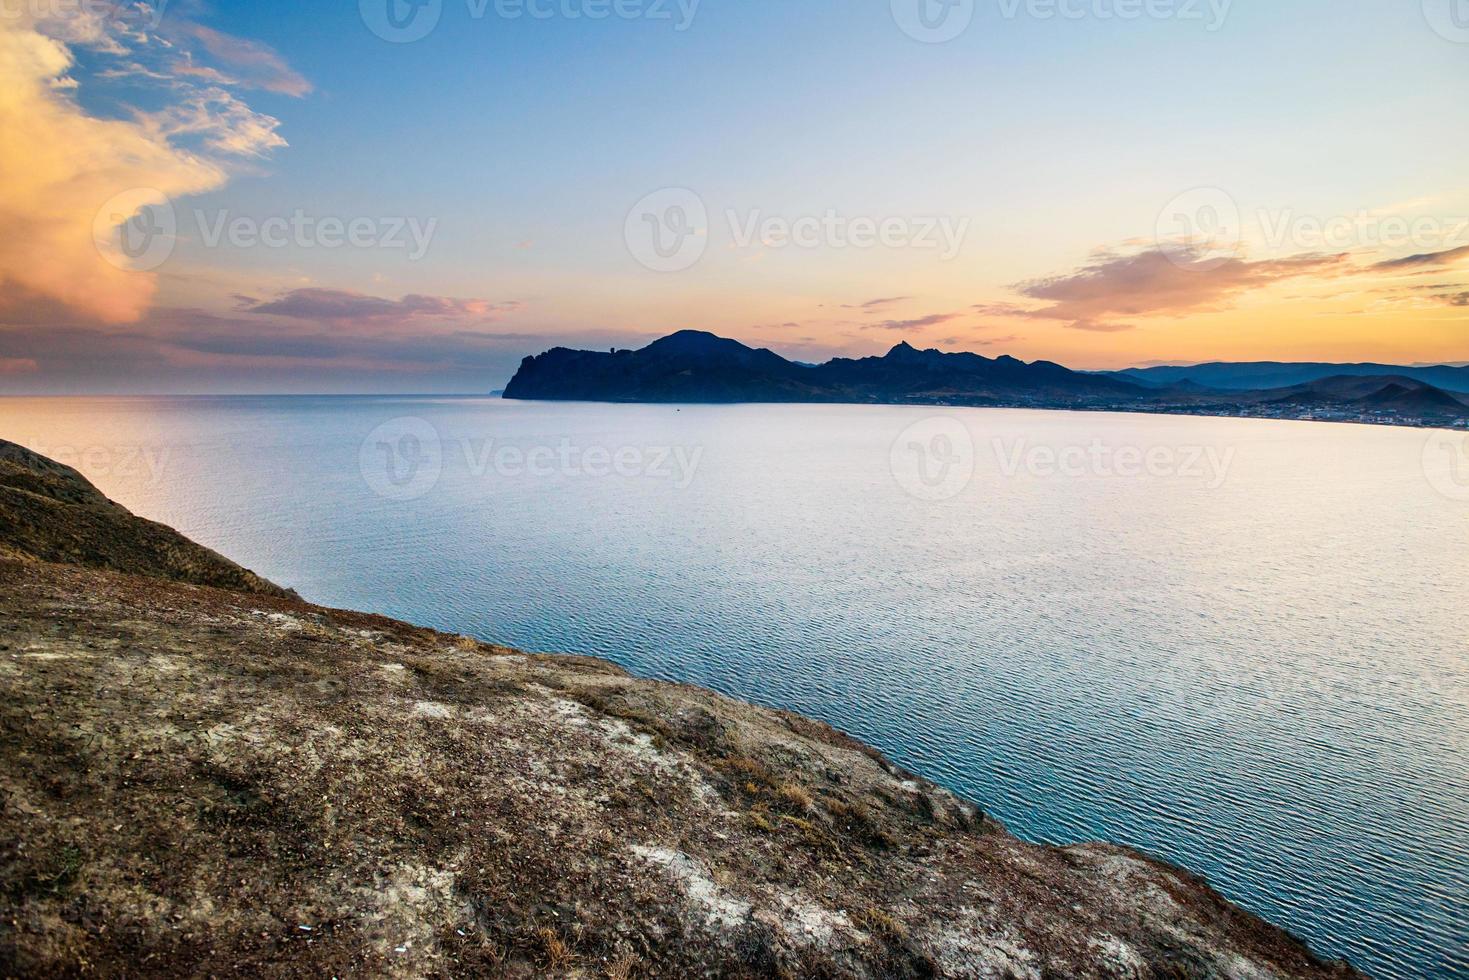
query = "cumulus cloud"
(0, 7, 299, 324)
(236, 289, 524, 324)
(0, 16, 224, 322)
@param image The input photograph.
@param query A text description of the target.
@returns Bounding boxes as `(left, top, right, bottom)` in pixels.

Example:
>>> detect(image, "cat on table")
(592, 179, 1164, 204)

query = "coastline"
(502, 392, 1469, 432)
(0, 437, 1369, 977)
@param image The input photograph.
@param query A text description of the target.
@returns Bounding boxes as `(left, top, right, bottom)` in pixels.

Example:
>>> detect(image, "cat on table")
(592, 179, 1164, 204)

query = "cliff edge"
(0, 439, 1361, 977)
(0, 439, 291, 598)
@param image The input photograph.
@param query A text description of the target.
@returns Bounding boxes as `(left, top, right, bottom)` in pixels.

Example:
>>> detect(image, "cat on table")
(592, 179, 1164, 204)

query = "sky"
(1, 0, 1467, 393)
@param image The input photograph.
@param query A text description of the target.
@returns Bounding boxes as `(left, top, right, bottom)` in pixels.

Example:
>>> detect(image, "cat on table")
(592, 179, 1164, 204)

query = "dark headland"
(504, 330, 1469, 430)
(0, 438, 1362, 977)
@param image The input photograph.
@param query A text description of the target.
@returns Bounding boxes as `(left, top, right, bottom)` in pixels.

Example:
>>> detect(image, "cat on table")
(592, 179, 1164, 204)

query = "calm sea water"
(2, 395, 1465, 978)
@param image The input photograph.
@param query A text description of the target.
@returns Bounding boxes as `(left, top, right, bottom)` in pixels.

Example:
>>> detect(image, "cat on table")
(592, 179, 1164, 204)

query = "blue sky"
(2, 0, 1467, 391)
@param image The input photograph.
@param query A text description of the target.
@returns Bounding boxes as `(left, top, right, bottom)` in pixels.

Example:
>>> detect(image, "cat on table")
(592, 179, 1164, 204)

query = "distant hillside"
(504, 330, 1143, 405)
(503, 332, 1469, 428)
(1111, 361, 1469, 394)
(1257, 375, 1468, 412)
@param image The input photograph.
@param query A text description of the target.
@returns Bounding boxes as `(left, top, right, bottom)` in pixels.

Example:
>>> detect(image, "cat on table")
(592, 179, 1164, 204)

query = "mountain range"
(1105, 361, 1469, 394)
(505, 330, 1138, 406)
(503, 331, 1469, 426)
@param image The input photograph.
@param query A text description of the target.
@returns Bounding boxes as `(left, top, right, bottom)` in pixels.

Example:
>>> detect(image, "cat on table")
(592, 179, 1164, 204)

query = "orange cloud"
(0, 10, 295, 325)
(1009, 246, 1352, 332)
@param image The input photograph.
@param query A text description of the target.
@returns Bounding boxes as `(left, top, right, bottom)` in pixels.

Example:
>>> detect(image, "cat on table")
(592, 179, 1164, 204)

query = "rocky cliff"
(501, 330, 1140, 406)
(0, 439, 1361, 977)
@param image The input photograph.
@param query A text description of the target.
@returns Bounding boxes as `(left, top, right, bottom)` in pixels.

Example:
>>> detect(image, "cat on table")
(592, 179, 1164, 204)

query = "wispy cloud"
(938, 333, 1022, 348)
(236, 288, 524, 324)
(169, 23, 312, 97)
(865, 312, 961, 331)
(844, 296, 910, 311)
(1372, 244, 1469, 271)
(0, 357, 39, 375)
(1006, 245, 1351, 332)
(0, 307, 636, 392)
(971, 302, 1036, 318)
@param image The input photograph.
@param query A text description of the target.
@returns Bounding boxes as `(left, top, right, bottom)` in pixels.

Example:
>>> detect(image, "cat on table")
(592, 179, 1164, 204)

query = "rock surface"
(0, 439, 289, 598)
(0, 441, 1362, 977)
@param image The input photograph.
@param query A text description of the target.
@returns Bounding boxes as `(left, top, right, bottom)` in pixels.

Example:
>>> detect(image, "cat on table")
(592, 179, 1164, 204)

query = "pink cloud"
(1008, 246, 1352, 331)
(0, 357, 40, 375)
(236, 288, 524, 324)
(865, 312, 962, 331)
(172, 24, 312, 97)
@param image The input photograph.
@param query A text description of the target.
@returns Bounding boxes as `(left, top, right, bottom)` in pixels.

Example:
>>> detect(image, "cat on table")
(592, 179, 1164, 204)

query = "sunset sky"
(2, 0, 1467, 393)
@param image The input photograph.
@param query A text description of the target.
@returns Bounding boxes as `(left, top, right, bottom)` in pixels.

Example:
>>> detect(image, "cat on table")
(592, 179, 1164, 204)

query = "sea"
(2, 395, 1464, 978)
